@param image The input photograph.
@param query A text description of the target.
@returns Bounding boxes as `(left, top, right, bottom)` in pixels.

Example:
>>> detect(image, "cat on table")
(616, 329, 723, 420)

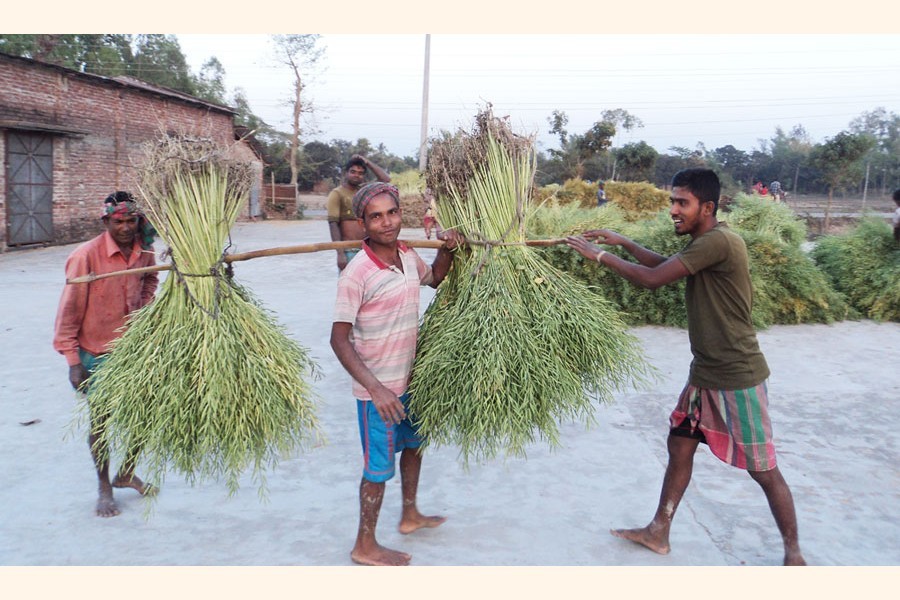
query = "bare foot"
(350, 544, 412, 566)
(610, 527, 671, 555)
(112, 474, 157, 496)
(399, 513, 447, 535)
(96, 491, 120, 518)
(784, 551, 807, 566)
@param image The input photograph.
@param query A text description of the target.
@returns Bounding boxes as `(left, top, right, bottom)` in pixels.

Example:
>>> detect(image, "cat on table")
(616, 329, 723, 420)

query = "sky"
(175, 34, 900, 159)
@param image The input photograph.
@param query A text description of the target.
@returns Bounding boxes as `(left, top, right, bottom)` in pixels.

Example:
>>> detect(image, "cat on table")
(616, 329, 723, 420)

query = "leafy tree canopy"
(812, 131, 876, 193)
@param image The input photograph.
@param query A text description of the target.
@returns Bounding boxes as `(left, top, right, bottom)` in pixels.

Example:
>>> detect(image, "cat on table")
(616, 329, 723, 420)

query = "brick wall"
(0, 134, 5, 246)
(1, 54, 253, 250)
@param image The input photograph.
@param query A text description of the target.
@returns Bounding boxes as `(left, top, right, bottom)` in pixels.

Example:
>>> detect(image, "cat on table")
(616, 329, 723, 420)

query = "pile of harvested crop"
(812, 217, 900, 321)
(409, 109, 650, 462)
(529, 194, 848, 328)
(532, 178, 669, 218)
(721, 194, 849, 326)
(530, 206, 689, 327)
(84, 135, 321, 498)
(603, 181, 670, 220)
(725, 193, 808, 246)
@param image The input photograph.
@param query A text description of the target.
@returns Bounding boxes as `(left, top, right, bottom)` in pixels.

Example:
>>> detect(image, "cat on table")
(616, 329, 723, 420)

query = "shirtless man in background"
(327, 154, 391, 271)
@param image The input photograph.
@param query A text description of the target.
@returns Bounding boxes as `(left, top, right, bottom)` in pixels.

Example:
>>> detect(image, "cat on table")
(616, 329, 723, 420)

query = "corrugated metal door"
(6, 131, 54, 245)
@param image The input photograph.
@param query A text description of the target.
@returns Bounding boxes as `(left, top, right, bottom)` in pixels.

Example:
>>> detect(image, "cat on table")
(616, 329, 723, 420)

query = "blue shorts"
(357, 391, 422, 483)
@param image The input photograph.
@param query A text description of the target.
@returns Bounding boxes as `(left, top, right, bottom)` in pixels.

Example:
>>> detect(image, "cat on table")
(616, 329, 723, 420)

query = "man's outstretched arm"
(566, 234, 690, 290)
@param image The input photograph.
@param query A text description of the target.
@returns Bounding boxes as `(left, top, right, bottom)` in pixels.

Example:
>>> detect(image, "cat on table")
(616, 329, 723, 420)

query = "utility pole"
(862, 161, 870, 210)
(418, 34, 431, 172)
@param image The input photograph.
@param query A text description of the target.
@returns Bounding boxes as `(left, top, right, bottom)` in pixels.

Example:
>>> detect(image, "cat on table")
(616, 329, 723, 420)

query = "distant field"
(780, 193, 894, 216)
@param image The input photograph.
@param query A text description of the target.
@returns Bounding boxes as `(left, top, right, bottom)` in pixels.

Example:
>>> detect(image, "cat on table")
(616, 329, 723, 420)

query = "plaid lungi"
(670, 381, 777, 472)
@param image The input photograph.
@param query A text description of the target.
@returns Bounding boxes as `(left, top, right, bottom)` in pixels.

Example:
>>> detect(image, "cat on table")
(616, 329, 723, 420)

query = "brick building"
(0, 52, 263, 251)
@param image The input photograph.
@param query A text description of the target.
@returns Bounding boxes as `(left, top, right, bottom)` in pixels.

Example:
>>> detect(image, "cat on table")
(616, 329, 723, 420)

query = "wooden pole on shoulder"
(66, 238, 569, 285)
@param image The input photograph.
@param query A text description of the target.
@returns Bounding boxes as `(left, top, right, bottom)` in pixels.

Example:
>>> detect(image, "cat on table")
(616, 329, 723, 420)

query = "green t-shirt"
(676, 223, 769, 389)
(326, 185, 357, 222)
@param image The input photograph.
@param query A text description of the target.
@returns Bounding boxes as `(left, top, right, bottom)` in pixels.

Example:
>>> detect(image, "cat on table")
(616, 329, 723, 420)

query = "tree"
(601, 108, 644, 132)
(0, 34, 132, 76)
(849, 108, 900, 196)
(230, 87, 296, 183)
(543, 110, 581, 181)
(615, 141, 658, 182)
(270, 34, 324, 196)
(541, 110, 618, 181)
(811, 131, 876, 230)
(535, 150, 570, 186)
(0, 34, 232, 101)
(766, 125, 813, 195)
(131, 34, 196, 93)
(194, 57, 228, 104)
(709, 144, 751, 193)
(296, 141, 341, 190)
(653, 145, 708, 188)
(600, 108, 644, 180)
(232, 88, 273, 139)
(261, 138, 294, 184)
(548, 110, 569, 147)
(579, 121, 617, 159)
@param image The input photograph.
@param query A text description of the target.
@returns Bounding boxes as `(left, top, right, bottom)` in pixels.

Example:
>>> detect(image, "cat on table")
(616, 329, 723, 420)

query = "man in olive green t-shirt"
(326, 155, 391, 271)
(566, 168, 806, 566)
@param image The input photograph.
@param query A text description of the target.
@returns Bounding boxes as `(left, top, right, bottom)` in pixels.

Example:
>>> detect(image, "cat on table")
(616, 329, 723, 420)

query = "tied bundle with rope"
(407, 108, 651, 463)
(82, 135, 321, 502)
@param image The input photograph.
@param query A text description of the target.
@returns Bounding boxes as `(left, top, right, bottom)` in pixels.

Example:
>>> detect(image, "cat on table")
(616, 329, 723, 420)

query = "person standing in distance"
(327, 155, 391, 271)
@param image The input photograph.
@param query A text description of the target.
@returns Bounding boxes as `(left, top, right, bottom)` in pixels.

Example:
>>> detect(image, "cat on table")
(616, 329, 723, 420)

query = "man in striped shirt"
(331, 182, 460, 566)
(566, 168, 806, 566)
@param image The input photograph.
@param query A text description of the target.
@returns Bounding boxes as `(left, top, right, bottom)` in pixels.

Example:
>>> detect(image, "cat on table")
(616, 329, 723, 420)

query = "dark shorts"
(77, 349, 110, 420)
(670, 415, 707, 442)
(78, 348, 107, 395)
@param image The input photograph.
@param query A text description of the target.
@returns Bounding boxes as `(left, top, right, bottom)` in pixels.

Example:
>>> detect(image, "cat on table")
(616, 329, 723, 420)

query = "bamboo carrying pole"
(66, 238, 569, 285)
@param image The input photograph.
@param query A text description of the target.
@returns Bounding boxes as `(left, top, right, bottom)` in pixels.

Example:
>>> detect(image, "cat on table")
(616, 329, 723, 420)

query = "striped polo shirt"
(333, 240, 433, 399)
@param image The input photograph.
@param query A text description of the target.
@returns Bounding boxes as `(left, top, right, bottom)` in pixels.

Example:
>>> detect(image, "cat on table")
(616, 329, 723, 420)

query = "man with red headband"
(53, 191, 159, 517)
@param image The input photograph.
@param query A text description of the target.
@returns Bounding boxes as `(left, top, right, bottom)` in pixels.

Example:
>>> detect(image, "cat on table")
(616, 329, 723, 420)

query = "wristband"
(595, 250, 607, 263)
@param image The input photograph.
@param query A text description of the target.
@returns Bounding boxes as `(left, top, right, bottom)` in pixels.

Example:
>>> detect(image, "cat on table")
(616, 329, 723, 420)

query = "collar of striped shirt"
(361, 238, 411, 270)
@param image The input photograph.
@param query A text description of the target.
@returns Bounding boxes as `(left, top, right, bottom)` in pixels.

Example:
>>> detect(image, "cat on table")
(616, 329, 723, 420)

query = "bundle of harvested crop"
(409, 109, 650, 462)
(812, 217, 899, 321)
(84, 135, 321, 498)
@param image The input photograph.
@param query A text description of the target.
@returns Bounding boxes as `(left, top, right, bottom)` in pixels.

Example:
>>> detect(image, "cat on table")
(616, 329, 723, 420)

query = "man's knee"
(748, 466, 784, 487)
(666, 434, 700, 460)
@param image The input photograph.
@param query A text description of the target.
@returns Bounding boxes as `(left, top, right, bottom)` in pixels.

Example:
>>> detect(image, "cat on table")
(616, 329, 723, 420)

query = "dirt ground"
(1, 219, 898, 574)
(2, 216, 898, 599)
